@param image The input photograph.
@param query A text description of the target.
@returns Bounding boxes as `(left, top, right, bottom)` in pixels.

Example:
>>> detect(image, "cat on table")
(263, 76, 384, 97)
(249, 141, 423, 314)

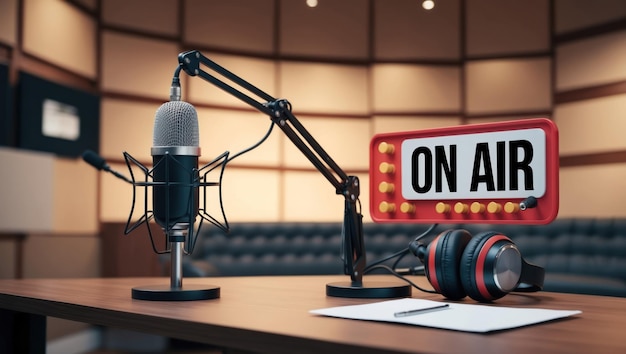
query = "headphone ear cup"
(460, 231, 518, 302)
(423, 229, 472, 300)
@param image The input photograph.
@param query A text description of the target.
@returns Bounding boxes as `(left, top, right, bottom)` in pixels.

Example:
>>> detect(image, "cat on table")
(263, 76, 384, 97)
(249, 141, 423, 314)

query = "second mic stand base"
(326, 280, 411, 298)
(132, 284, 220, 301)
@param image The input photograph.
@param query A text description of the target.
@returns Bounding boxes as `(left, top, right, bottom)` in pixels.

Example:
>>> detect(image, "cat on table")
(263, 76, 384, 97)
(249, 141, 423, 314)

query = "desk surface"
(0, 275, 625, 354)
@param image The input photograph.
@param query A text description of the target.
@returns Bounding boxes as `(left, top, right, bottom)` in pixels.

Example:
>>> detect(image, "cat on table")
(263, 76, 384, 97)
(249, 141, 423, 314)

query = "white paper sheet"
(310, 298, 582, 333)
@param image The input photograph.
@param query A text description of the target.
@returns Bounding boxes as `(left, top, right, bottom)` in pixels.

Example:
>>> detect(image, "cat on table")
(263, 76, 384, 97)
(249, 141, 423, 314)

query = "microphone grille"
(153, 101, 199, 147)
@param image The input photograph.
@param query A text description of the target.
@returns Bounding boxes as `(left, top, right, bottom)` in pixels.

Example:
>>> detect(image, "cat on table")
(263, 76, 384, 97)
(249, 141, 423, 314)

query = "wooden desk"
(0, 275, 624, 353)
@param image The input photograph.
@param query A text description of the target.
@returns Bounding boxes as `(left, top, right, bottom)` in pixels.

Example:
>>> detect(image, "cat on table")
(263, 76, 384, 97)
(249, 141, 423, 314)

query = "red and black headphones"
(410, 229, 545, 302)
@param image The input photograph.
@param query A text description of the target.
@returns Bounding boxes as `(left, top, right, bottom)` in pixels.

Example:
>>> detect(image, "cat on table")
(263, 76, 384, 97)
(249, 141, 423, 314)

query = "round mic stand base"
(132, 284, 220, 301)
(326, 281, 411, 298)
(132, 233, 220, 301)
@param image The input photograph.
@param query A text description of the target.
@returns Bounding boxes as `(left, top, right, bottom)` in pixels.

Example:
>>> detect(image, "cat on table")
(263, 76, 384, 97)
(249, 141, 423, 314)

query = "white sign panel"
(42, 99, 80, 141)
(401, 128, 546, 200)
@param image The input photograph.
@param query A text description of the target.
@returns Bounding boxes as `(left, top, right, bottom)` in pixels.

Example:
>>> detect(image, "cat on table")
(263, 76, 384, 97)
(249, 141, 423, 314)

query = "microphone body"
(151, 101, 201, 233)
(151, 148, 199, 231)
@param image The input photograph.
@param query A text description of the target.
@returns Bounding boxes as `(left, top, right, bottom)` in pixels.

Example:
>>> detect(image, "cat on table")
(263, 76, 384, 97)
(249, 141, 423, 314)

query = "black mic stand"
(177, 50, 411, 298)
(122, 152, 224, 301)
(130, 223, 220, 301)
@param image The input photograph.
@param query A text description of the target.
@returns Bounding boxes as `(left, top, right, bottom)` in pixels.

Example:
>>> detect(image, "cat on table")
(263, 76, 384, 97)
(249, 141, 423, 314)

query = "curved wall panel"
(184, 0, 275, 55)
(197, 107, 282, 167)
(101, 31, 180, 98)
(23, 0, 97, 79)
(372, 64, 461, 112)
(217, 168, 282, 222)
(282, 115, 371, 170)
(99, 162, 149, 222)
(465, 0, 550, 57)
(556, 31, 626, 91)
(283, 171, 370, 222)
(555, 94, 626, 155)
(279, 0, 369, 60)
(279, 62, 369, 115)
(187, 53, 277, 109)
(372, 116, 461, 135)
(374, 0, 460, 61)
(555, 0, 626, 34)
(559, 164, 626, 217)
(100, 98, 156, 161)
(52, 158, 98, 233)
(0, 0, 17, 46)
(465, 58, 552, 115)
(102, 0, 179, 37)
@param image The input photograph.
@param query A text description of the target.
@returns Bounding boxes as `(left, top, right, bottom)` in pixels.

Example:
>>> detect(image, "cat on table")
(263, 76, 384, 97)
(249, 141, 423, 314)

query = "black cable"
(225, 121, 275, 163)
(365, 264, 437, 294)
(197, 121, 276, 235)
(363, 223, 438, 273)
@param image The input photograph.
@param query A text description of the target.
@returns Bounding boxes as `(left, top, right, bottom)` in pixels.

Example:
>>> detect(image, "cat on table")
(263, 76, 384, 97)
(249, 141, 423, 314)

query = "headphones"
(409, 229, 545, 302)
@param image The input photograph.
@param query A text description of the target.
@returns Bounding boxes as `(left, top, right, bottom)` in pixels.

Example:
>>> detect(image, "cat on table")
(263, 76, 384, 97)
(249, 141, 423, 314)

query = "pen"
(394, 304, 450, 317)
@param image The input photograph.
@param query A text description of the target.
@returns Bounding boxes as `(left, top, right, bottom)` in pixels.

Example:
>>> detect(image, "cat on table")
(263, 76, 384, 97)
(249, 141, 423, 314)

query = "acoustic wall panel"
(0, 0, 17, 46)
(282, 116, 370, 170)
(372, 116, 461, 135)
(556, 31, 626, 91)
(100, 98, 155, 161)
(52, 158, 98, 234)
(217, 168, 281, 222)
(465, 0, 550, 57)
(282, 170, 353, 222)
(371, 64, 461, 112)
(280, 0, 369, 60)
(555, 0, 626, 34)
(23, 0, 97, 79)
(184, 0, 275, 55)
(196, 108, 282, 167)
(559, 164, 626, 218)
(101, 31, 179, 98)
(187, 53, 277, 110)
(283, 171, 370, 222)
(555, 94, 626, 155)
(374, 0, 460, 61)
(279, 62, 369, 115)
(465, 58, 551, 115)
(72, 0, 97, 11)
(102, 0, 179, 37)
(100, 162, 149, 222)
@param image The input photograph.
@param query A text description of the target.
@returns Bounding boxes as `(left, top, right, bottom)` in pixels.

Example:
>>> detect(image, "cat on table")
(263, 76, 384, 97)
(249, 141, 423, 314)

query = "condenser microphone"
(151, 100, 201, 233)
(132, 99, 220, 301)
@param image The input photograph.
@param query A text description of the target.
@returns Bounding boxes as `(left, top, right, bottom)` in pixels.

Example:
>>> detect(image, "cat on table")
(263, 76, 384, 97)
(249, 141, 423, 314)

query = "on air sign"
(370, 118, 559, 224)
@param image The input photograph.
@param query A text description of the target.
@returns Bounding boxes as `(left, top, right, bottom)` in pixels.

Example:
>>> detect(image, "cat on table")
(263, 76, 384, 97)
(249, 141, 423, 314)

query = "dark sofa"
(182, 218, 626, 297)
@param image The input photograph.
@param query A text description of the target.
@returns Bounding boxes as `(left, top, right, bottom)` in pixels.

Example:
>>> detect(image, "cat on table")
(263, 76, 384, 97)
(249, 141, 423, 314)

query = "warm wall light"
(306, 0, 318, 8)
(422, 0, 435, 10)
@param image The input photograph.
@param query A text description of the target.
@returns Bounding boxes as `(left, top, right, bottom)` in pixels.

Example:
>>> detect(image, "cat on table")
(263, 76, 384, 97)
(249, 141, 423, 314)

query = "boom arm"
(177, 50, 366, 283)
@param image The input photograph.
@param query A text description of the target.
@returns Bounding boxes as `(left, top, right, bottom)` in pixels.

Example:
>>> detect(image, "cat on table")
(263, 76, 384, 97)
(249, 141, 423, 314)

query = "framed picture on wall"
(18, 71, 100, 158)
